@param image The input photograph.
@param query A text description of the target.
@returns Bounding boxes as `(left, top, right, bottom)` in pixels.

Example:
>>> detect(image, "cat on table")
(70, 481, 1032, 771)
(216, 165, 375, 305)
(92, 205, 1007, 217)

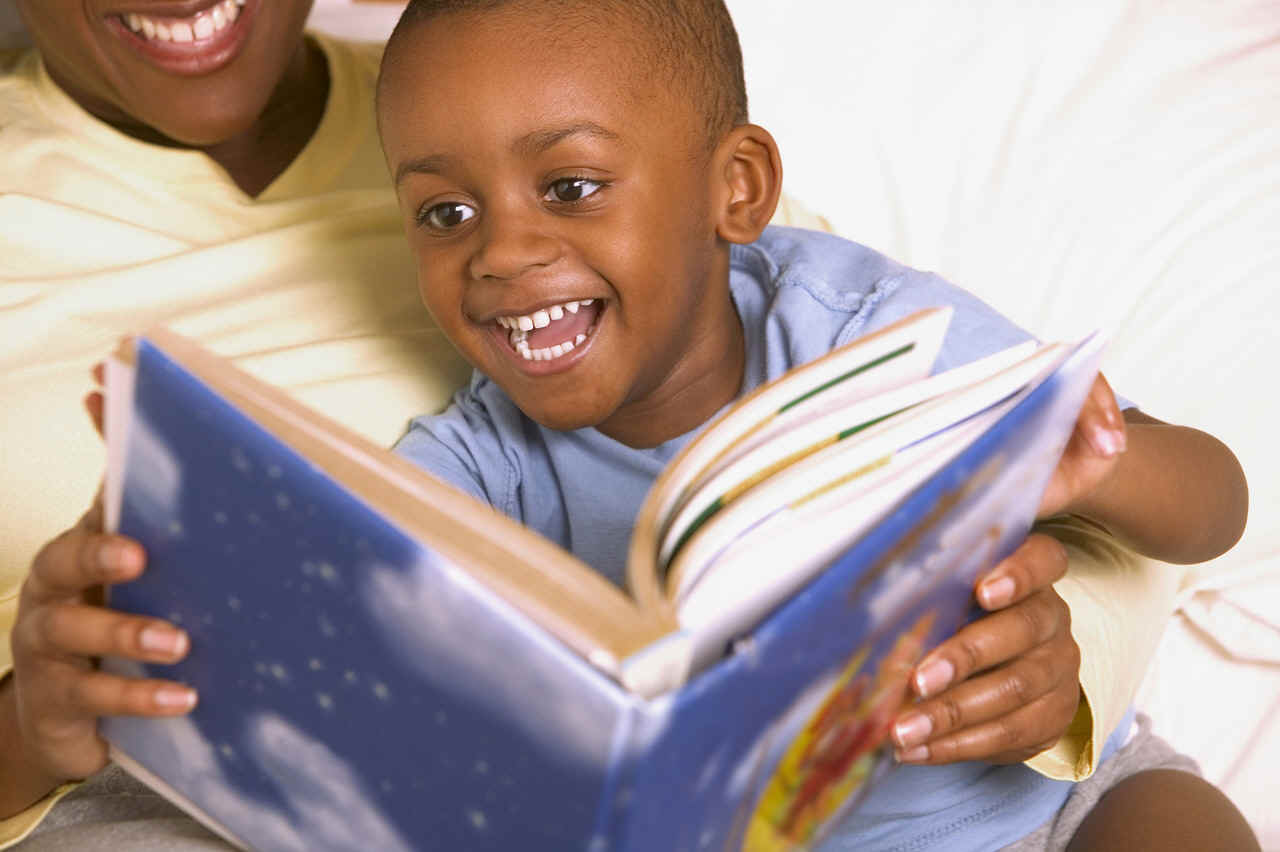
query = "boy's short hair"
(385, 0, 749, 146)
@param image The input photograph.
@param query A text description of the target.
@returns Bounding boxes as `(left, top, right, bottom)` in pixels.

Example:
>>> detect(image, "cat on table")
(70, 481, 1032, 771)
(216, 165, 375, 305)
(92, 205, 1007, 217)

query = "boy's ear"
(713, 123, 783, 245)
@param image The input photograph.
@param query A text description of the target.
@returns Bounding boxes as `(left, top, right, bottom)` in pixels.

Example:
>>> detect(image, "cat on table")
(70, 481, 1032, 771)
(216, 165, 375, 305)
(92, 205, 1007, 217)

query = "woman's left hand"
(889, 532, 1082, 765)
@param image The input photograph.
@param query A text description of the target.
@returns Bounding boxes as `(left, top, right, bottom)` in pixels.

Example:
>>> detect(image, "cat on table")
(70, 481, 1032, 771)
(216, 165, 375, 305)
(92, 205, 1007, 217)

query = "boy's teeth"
(496, 299, 594, 334)
(121, 0, 245, 43)
(511, 331, 589, 362)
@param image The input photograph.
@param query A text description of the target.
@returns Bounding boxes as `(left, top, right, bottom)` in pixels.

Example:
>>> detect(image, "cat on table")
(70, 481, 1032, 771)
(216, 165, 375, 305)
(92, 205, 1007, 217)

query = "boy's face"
(15, 0, 314, 145)
(379, 7, 744, 442)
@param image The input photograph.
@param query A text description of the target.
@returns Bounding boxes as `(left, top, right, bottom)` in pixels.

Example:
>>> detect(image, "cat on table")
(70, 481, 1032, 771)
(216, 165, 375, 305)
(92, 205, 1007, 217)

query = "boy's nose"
(468, 209, 560, 281)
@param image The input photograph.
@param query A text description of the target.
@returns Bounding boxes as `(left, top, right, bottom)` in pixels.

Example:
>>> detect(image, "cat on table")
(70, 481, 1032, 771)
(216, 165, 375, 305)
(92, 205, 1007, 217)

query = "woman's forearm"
(1070, 410, 1248, 564)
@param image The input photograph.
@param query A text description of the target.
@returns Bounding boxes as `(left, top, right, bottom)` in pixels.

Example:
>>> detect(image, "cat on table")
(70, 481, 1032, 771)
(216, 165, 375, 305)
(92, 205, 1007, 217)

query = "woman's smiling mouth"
(118, 0, 244, 43)
(108, 0, 256, 75)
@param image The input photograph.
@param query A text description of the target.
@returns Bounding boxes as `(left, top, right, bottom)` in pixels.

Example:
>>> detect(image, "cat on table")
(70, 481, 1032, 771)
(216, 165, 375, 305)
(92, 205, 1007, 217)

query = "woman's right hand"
(6, 498, 196, 795)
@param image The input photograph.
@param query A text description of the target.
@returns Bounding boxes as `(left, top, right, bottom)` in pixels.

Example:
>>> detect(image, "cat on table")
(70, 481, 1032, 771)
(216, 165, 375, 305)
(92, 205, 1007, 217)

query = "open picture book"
(100, 308, 1103, 851)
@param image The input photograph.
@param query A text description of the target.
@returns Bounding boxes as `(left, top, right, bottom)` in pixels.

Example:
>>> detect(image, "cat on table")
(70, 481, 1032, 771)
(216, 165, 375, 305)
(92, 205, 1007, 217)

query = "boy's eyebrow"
(395, 154, 453, 186)
(394, 123, 620, 186)
(512, 122, 621, 157)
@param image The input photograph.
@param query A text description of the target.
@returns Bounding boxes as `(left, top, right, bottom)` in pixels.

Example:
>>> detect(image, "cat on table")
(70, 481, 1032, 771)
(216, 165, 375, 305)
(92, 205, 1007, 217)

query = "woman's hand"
(4, 498, 195, 808)
(889, 533, 1081, 765)
(1037, 373, 1126, 519)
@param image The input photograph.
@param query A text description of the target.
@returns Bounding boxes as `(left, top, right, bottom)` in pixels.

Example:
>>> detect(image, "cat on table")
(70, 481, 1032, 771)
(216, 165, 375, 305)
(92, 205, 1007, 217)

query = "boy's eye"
(544, 177, 603, 203)
(420, 201, 476, 230)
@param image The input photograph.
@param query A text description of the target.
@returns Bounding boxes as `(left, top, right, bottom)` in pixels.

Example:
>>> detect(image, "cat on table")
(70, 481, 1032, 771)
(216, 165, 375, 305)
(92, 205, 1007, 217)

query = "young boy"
(376, 0, 1252, 849)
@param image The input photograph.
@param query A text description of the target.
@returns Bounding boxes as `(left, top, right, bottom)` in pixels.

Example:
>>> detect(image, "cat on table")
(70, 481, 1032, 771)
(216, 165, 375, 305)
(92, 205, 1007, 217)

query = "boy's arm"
(1068, 408, 1248, 565)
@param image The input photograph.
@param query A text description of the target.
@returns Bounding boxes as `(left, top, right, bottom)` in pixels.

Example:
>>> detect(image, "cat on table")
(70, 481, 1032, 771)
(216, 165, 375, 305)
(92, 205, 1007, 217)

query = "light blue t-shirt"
(396, 226, 1112, 850)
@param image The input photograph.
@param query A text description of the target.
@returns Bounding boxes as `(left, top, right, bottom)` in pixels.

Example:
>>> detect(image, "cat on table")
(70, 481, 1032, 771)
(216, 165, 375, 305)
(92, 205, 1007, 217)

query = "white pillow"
(736, 0, 1280, 592)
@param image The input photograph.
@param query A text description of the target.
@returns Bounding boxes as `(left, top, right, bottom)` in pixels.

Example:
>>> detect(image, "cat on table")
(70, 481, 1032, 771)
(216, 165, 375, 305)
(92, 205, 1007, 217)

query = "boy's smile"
(380, 4, 760, 446)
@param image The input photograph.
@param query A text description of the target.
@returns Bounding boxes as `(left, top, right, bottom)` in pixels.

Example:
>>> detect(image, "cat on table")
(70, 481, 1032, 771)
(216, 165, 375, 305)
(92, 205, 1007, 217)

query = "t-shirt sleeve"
(392, 390, 524, 522)
(854, 269, 1138, 410)
(394, 421, 491, 506)
(853, 269, 1035, 373)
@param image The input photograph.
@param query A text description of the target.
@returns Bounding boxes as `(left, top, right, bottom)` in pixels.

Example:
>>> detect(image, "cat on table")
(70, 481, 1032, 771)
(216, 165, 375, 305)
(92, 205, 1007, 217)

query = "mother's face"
(15, 0, 316, 146)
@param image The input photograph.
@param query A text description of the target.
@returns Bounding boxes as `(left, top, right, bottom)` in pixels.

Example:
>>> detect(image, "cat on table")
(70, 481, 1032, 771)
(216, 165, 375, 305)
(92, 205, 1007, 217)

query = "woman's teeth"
(122, 0, 245, 43)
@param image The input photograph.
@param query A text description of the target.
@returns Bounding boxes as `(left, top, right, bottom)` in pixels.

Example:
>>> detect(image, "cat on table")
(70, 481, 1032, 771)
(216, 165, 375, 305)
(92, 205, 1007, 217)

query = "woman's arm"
(1070, 409, 1248, 564)
(1040, 375, 1248, 565)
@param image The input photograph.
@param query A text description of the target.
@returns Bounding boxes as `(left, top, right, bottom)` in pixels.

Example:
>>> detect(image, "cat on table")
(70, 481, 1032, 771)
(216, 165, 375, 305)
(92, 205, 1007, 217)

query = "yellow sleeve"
(1023, 516, 1183, 780)
(0, 781, 78, 849)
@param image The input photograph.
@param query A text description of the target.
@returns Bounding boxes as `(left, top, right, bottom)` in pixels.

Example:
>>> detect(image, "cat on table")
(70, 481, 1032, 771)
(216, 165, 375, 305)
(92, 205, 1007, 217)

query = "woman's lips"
(108, 0, 255, 76)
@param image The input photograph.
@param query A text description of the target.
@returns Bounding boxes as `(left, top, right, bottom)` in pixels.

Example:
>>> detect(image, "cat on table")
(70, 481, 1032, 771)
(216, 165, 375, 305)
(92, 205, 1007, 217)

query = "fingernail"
(154, 687, 197, 711)
(914, 658, 954, 698)
(140, 626, 188, 657)
(98, 540, 139, 578)
(896, 746, 929, 763)
(979, 576, 1017, 609)
(893, 713, 932, 748)
(1087, 424, 1123, 457)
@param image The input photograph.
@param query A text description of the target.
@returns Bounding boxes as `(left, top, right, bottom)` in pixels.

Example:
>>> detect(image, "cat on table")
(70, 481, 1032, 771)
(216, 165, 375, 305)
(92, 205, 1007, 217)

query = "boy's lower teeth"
(510, 330, 588, 361)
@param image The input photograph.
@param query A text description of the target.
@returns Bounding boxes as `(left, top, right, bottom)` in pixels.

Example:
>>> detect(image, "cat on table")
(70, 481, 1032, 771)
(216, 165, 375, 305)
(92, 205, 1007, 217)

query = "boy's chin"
(508, 393, 614, 434)
(523, 407, 603, 433)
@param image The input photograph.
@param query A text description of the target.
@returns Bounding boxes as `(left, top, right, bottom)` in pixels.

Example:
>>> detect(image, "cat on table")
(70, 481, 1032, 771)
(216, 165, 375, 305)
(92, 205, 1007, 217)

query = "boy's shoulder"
(734, 226, 1032, 371)
(738, 225, 915, 289)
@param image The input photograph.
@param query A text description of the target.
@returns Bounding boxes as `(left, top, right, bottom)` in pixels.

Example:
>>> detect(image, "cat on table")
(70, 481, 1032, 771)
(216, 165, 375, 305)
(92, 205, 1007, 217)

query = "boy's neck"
(595, 300, 746, 450)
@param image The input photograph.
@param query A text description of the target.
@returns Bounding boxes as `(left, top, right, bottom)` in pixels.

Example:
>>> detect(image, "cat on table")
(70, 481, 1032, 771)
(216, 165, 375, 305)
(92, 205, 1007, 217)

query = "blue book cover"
(100, 325, 1100, 851)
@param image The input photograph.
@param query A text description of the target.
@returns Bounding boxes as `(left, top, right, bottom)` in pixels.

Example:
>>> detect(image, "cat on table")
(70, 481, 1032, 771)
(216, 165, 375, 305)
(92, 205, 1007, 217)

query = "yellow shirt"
(0, 34, 1150, 847)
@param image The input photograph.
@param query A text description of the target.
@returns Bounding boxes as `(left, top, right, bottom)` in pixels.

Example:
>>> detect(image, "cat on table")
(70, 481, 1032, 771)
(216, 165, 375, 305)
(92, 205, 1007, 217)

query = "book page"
(625, 308, 952, 612)
(657, 341, 1039, 571)
(665, 343, 1070, 601)
(103, 353, 136, 535)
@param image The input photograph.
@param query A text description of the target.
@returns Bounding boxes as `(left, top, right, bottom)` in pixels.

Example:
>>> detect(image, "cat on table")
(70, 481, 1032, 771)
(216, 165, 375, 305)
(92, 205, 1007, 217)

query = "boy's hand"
(1037, 373, 1126, 518)
(889, 533, 1081, 765)
(9, 498, 196, 787)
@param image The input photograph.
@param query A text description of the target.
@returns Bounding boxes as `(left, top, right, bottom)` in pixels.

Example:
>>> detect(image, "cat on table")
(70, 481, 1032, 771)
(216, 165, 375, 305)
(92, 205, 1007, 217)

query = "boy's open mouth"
(495, 298, 602, 362)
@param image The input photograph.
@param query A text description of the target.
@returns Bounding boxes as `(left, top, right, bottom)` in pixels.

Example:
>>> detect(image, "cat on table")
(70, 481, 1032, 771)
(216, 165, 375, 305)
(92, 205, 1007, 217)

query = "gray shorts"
(1000, 712, 1201, 852)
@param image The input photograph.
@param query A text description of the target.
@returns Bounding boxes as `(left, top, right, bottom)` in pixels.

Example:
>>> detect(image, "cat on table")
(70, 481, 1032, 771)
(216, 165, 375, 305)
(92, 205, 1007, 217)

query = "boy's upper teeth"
(122, 0, 245, 43)
(496, 299, 593, 330)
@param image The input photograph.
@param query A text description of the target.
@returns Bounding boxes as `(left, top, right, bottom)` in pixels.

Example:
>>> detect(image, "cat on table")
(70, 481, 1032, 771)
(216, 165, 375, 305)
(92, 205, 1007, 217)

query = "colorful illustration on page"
(742, 612, 936, 851)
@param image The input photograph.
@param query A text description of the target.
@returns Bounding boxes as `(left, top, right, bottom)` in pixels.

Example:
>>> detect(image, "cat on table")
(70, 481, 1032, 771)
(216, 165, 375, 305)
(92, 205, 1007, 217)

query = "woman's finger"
(19, 602, 189, 664)
(894, 674, 1080, 766)
(23, 528, 144, 603)
(973, 532, 1068, 611)
(908, 587, 1071, 698)
(892, 636, 1079, 753)
(38, 668, 198, 722)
